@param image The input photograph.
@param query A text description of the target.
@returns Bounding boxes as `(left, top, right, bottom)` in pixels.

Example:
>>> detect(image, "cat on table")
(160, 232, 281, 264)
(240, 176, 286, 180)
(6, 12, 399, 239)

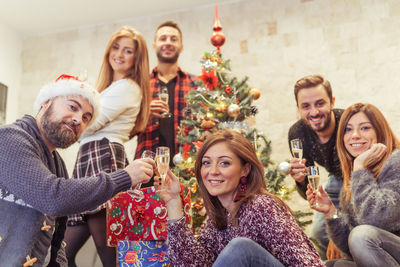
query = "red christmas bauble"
(211, 32, 226, 48)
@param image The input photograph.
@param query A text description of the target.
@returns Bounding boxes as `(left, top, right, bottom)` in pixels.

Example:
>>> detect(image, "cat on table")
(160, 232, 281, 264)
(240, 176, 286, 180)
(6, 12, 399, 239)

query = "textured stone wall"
(20, 0, 400, 214)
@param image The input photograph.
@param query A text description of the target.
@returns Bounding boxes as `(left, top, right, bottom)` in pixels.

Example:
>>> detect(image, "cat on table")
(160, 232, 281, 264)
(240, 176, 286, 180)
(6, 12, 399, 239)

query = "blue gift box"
(117, 240, 171, 267)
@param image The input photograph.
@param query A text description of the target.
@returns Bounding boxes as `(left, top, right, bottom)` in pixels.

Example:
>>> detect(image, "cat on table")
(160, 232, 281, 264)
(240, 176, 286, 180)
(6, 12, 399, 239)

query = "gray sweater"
(0, 115, 132, 266)
(326, 150, 400, 256)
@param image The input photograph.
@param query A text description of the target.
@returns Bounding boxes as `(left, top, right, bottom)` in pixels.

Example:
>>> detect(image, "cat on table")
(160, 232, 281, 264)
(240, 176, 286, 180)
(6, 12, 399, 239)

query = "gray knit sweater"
(326, 150, 400, 256)
(0, 115, 132, 266)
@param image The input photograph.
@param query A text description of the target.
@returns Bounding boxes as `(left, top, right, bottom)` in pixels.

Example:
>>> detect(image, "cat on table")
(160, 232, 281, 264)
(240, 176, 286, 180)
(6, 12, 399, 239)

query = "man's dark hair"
(155, 20, 182, 41)
(294, 74, 333, 105)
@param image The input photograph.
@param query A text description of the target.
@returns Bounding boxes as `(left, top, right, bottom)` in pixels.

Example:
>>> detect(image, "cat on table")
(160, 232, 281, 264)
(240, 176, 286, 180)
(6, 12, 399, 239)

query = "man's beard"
(40, 103, 78, 149)
(308, 111, 332, 133)
(156, 49, 180, 64)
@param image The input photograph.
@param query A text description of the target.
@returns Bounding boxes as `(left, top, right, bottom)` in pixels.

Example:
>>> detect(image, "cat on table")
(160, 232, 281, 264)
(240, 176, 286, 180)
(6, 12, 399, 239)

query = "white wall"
(18, 0, 400, 211)
(0, 21, 22, 123)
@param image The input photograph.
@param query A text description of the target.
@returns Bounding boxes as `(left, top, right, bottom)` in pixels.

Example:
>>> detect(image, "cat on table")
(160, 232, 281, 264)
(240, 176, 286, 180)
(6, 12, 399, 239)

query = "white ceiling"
(0, 0, 235, 36)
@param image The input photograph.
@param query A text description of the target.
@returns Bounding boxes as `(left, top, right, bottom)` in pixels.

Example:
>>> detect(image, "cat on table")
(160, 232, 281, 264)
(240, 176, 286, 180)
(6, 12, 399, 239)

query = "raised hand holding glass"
(307, 166, 320, 207)
(127, 150, 155, 198)
(290, 138, 303, 163)
(156, 146, 170, 182)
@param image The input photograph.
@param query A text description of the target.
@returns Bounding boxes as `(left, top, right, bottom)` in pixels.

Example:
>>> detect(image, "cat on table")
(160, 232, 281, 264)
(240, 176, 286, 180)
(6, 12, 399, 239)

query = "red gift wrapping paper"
(106, 185, 192, 246)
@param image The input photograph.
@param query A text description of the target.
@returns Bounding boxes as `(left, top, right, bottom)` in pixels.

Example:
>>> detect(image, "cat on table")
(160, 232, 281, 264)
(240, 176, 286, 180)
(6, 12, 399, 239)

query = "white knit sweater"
(79, 78, 142, 145)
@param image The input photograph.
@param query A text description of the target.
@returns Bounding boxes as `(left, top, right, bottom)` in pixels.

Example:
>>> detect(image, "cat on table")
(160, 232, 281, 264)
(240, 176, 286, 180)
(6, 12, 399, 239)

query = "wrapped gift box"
(117, 240, 171, 267)
(107, 185, 192, 246)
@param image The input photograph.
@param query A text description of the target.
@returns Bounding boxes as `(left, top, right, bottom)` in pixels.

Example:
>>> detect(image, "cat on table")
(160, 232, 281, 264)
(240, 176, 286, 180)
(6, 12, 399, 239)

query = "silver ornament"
(278, 161, 291, 175)
(173, 153, 184, 165)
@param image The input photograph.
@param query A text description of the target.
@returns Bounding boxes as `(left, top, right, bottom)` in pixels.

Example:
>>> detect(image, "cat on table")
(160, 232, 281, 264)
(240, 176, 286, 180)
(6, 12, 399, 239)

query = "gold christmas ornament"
(190, 183, 197, 193)
(198, 207, 207, 216)
(200, 118, 216, 129)
(215, 102, 227, 112)
(249, 88, 261, 100)
(193, 198, 207, 216)
(227, 104, 240, 117)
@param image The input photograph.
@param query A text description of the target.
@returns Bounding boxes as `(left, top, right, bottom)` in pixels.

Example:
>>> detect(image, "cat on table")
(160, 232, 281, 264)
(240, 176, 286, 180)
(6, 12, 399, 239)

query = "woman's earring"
(234, 176, 247, 202)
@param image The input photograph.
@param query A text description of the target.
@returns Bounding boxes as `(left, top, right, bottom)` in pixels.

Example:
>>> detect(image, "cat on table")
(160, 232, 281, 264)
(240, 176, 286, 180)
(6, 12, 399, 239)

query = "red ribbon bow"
(133, 206, 145, 221)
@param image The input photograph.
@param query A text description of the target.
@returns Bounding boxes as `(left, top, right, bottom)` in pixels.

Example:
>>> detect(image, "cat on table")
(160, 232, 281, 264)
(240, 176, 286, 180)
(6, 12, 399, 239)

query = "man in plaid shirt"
(135, 20, 196, 172)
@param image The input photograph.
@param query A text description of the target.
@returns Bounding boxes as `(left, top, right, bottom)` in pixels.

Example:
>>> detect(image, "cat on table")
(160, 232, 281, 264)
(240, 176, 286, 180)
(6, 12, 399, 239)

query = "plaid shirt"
(135, 67, 196, 159)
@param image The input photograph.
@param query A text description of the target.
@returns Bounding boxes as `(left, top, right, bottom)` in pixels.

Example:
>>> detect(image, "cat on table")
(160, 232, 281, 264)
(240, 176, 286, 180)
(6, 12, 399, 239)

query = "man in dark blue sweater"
(0, 75, 154, 266)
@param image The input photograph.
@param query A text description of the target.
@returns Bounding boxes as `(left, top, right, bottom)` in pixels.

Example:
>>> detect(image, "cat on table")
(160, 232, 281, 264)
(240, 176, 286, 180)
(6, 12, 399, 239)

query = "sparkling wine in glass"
(307, 166, 320, 207)
(156, 146, 170, 182)
(158, 87, 171, 118)
(127, 150, 155, 198)
(290, 139, 303, 163)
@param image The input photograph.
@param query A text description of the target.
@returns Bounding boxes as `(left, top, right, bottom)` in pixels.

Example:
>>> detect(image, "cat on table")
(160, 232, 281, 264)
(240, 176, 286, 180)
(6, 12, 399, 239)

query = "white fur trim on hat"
(34, 79, 101, 125)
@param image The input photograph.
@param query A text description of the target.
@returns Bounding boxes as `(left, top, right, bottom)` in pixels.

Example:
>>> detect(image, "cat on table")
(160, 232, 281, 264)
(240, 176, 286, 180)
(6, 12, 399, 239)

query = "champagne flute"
(290, 139, 303, 163)
(127, 150, 155, 198)
(307, 166, 320, 207)
(156, 146, 170, 183)
(158, 87, 171, 118)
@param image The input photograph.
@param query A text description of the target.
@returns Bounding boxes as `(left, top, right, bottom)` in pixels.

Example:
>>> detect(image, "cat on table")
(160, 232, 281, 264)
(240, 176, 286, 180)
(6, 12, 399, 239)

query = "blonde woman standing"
(64, 26, 150, 266)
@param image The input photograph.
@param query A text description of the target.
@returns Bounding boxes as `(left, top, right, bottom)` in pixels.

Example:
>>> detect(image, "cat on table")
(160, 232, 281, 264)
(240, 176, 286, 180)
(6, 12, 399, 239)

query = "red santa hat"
(33, 74, 101, 125)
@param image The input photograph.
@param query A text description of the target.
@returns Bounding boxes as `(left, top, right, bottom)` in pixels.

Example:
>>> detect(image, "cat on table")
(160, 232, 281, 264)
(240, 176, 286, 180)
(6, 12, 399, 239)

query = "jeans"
(325, 225, 400, 267)
(212, 237, 284, 267)
(325, 259, 357, 267)
(310, 174, 343, 259)
(349, 225, 400, 266)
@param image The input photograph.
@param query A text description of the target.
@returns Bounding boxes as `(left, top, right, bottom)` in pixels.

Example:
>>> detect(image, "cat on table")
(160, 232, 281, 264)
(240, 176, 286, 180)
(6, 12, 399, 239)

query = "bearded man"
(288, 74, 344, 259)
(0, 75, 154, 266)
(135, 20, 196, 172)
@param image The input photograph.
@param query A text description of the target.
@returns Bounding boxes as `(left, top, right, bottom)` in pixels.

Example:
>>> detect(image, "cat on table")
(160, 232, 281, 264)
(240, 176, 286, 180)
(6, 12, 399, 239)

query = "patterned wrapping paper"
(117, 240, 171, 267)
(107, 185, 192, 246)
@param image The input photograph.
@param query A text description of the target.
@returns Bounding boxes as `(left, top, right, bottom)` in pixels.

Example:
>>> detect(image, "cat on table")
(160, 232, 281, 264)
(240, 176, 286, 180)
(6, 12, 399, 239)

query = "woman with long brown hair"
(156, 129, 323, 266)
(307, 103, 400, 266)
(64, 26, 150, 266)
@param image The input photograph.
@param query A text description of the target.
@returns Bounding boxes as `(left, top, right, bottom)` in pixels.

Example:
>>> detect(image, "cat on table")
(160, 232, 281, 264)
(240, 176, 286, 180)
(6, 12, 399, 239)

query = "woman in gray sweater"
(306, 103, 400, 266)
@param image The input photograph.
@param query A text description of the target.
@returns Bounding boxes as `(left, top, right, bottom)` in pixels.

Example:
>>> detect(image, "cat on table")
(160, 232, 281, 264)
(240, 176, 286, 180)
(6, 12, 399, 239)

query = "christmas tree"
(170, 6, 309, 231)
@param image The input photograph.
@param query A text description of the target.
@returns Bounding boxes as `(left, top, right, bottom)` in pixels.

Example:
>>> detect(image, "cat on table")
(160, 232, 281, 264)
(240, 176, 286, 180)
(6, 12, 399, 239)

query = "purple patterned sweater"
(167, 194, 324, 266)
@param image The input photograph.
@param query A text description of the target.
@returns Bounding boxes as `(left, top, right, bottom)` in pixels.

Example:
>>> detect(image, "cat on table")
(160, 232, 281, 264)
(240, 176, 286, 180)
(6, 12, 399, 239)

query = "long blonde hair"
(96, 26, 150, 137)
(194, 130, 292, 230)
(337, 103, 400, 200)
